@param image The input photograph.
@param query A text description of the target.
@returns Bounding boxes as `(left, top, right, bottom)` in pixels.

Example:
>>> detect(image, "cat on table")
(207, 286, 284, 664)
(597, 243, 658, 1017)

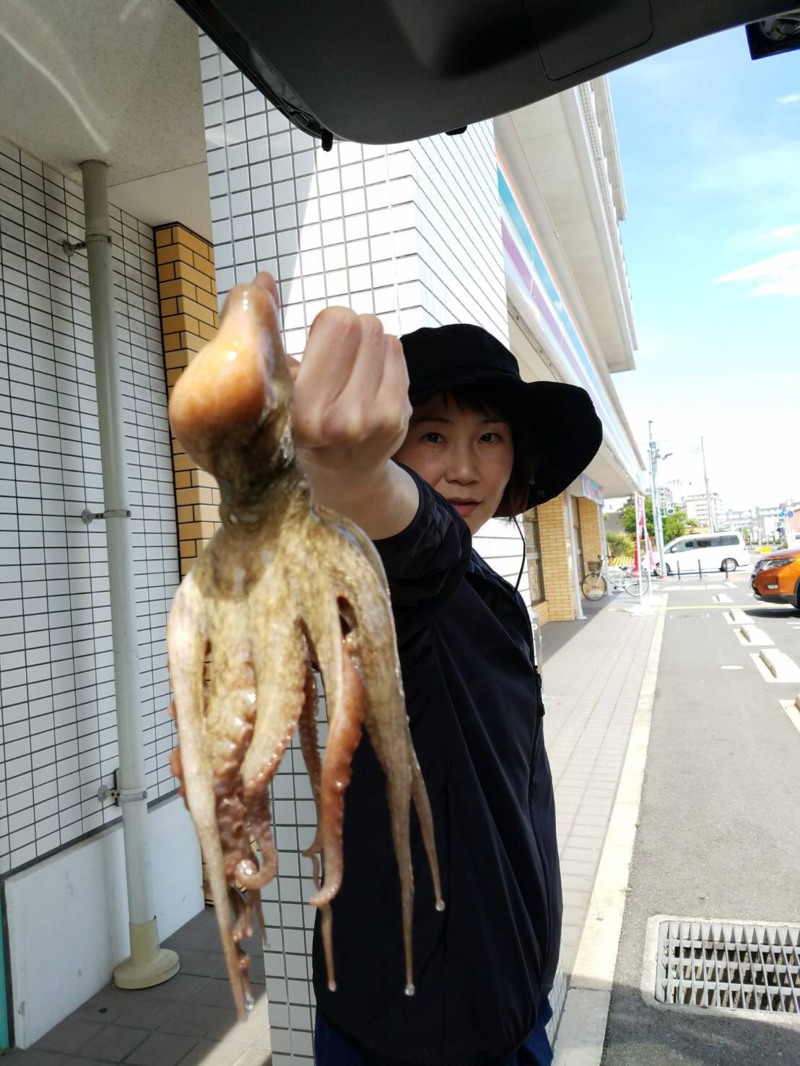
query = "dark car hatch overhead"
(175, 1, 796, 145)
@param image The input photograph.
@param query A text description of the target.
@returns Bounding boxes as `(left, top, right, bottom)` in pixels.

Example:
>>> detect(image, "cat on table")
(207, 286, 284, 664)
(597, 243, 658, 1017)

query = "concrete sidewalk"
(542, 595, 660, 981)
(541, 592, 665, 1063)
(5, 592, 663, 1064)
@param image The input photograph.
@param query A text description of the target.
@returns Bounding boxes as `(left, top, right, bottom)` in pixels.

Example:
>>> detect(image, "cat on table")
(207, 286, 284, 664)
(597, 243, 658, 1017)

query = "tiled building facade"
(0, 143, 182, 869)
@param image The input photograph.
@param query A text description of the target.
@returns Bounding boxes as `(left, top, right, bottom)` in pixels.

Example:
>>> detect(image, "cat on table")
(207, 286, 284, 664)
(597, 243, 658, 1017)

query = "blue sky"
(608, 28, 799, 512)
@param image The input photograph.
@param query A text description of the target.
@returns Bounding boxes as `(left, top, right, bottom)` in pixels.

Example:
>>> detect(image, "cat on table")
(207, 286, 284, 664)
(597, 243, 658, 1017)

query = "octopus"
(166, 278, 444, 1019)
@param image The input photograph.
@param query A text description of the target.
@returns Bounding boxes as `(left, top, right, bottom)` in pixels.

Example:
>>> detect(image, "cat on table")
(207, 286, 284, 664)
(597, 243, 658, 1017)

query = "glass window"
(571, 497, 584, 581)
(524, 511, 545, 606)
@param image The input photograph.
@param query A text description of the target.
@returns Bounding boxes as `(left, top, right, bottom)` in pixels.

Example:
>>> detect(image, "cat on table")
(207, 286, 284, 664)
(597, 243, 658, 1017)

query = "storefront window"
(524, 511, 545, 605)
(572, 497, 584, 578)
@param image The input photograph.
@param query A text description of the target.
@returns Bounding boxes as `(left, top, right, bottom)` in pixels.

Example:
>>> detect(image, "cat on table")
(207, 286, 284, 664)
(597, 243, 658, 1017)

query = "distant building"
(730, 503, 800, 545)
(754, 505, 783, 544)
(720, 508, 753, 530)
(683, 492, 723, 531)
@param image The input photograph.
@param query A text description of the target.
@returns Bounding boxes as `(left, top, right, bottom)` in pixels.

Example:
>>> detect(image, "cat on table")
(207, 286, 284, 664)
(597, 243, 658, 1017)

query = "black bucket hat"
(399, 323, 603, 514)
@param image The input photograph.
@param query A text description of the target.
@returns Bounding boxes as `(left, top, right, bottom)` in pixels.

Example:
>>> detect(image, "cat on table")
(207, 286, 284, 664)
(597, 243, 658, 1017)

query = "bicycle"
(614, 564, 642, 598)
(581, 557, 609, 600)
(581, 557, 643, 599)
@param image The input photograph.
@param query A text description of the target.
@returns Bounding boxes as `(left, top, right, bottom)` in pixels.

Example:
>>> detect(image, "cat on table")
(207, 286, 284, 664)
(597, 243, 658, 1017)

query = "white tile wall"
(476, 517, 530, 597)
(199, 33, 536, 1063)
(0, 138, 180, 878)
(412, 125, 508, 341)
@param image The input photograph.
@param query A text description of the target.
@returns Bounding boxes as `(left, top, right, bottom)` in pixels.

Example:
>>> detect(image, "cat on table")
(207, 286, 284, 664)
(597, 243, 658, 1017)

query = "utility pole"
(648, 421, 667, 577)
(699, 436, 715, 530)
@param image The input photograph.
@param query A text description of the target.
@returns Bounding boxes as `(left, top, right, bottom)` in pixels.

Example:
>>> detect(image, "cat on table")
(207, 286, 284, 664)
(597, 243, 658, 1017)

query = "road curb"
(553, 605, 667, 1066)
(757, 647, 800, 681)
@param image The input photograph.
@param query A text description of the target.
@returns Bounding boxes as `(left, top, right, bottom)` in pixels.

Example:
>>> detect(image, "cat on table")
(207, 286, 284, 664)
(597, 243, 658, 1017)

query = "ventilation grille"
(654, 920, 800, 1015)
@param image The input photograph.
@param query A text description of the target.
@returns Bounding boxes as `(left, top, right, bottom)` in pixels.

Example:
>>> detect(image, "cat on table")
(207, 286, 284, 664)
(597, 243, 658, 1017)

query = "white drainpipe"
(81, 160, 179, 988)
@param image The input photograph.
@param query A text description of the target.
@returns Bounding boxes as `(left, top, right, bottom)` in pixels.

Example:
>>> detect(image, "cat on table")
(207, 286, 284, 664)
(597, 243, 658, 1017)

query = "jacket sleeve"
(373, 465, 472, 642)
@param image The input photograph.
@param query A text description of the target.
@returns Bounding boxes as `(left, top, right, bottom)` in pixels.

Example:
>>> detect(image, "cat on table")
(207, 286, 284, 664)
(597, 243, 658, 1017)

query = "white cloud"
(714, 250, 800, 296)
(694, 143, 800, 197)
(777, 93, 800, 105)
(769, 224, 800, 240)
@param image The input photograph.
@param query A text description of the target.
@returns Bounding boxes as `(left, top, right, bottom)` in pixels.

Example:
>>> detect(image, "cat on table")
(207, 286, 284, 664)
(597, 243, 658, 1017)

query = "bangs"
(436, 383, 509, 423)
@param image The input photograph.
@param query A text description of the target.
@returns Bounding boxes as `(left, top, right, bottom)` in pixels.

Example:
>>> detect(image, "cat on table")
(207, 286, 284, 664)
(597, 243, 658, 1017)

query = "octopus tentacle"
(335, 556, 444, 990)
(298, 665, 323, 864)
(320, 505, 391, 594)
(409, 746, 445, 911)
(312, 641, 366, 909)
(167, 579, 253, 1019)
(205, 646, 267, 888)
(241, 624, 304, 779)
(297, 667, 338, 990)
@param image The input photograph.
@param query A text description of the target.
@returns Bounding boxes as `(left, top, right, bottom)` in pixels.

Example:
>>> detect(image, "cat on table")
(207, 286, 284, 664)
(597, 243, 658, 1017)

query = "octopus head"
(169, 280, 295, 498)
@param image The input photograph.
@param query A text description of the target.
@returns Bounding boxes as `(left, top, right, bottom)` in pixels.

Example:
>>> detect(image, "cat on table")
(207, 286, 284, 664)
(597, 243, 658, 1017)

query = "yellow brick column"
(578, 497, 604, 574)
(537, 494, 576, 622)
(154, 224, 221, 575)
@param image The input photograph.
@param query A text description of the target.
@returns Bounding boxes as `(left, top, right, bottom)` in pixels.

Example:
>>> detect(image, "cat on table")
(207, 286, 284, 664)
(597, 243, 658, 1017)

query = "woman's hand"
(291, 305, 412, 480)
(253, 273, 418, 537)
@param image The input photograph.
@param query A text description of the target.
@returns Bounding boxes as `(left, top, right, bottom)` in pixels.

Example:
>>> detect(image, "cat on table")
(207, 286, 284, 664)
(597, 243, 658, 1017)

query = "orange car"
(751, 548, 800, 608)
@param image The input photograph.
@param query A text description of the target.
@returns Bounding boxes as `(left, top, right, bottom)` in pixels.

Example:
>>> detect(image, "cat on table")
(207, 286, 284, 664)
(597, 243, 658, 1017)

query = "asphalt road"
(602, 568, 800, 1065)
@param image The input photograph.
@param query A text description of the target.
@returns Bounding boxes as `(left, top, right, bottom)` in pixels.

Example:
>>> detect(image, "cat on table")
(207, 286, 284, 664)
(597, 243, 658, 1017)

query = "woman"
(281, 279, 602, 1065)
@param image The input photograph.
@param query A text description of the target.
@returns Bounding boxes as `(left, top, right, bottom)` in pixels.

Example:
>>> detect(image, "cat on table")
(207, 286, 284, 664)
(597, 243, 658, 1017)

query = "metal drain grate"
(653, 919, 800, 1015)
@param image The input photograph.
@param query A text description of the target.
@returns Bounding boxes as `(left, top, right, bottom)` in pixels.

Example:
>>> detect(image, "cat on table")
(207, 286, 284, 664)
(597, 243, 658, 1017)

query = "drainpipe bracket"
(81, 507, 132, 524)
(96, 784, 147, 805)
(62, 239, 87, 257)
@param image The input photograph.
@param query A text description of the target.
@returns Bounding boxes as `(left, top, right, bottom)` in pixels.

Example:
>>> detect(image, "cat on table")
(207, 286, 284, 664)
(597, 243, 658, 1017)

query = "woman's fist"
(290, 305, 412, 480)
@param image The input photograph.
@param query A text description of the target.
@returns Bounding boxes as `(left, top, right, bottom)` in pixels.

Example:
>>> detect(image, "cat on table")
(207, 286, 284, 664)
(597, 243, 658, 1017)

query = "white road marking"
(734, 625, 773, 646)
(713, 594, 733, 603)
(778, 699, 800, 734)
(667, 586, 737, 594)
(725, 609, 752, 625)
(720, 665, 744, 670)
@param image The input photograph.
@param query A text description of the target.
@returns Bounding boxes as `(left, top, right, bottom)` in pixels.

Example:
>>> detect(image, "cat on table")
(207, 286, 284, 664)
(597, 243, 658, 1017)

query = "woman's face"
(394, 393, 514, 534)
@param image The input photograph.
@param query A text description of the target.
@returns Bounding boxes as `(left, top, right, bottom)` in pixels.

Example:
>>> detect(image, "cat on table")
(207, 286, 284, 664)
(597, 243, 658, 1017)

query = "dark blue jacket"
(313, 472, 562, 1065)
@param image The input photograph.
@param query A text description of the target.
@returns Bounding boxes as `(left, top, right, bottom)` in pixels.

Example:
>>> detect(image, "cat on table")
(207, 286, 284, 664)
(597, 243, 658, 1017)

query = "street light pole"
(700, 436, 714, 530)
(648, 421, 667, 577)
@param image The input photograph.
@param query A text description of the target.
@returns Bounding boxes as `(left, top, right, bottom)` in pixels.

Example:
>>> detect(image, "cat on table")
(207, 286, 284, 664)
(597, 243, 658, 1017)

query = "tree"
(620, 496, 688, 544)
(606, 530, 634, 559)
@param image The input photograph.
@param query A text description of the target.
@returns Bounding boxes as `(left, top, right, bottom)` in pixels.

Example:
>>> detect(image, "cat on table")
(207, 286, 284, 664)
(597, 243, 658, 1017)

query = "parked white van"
(658, 532, 749, 575)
